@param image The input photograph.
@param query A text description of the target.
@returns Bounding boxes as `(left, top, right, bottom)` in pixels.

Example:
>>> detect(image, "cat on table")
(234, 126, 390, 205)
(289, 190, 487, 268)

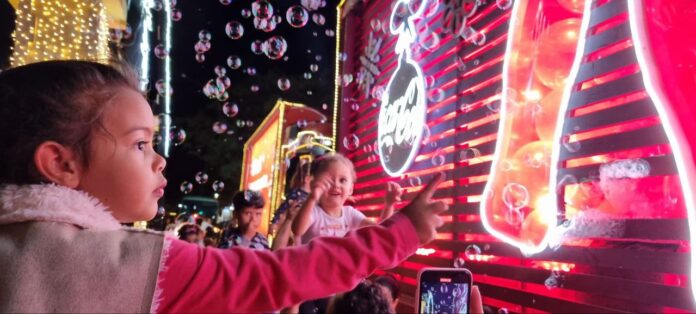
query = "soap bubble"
(223, 102, 239, 117)
(465, 244, 482, 259)
(195, 172, 209, 184)
(287, 6, 309, 28)
(301, 0, 321, 11)
(195, 53, 206, 63)
(227, 55, 242, 69)
(154, 44, 168, 59)
(171, 128, 186, 145)
(171, 9, 182, 21)
(252, 0, 274, 19)
(264, 36, 288, 60)
(198, 30, 212, 41)
(496, 0, 513, 10)
(212, 180, 225, 192)
(277, 77, 291, 91)
(312, 13, 326, 26)
(214, 65, 227, 77)
(251, 40, 264, 55)
(194, 40, 210, 53)
(213, 122, 228, 134)
(502, 183, 530, 210)
(180, 181, 193, 194)
(343, 134, 359, 150)
(225, 21, 244, 39)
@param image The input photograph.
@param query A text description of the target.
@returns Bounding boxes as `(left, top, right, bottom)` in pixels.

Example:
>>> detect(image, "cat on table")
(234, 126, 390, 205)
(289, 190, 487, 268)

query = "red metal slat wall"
(337, 0, 695, 312)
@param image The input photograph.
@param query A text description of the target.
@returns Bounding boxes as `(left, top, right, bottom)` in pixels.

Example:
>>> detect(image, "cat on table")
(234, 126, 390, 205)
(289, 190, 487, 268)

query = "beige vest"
(0, 221, 164, 313)
(0, 184, 166, 313)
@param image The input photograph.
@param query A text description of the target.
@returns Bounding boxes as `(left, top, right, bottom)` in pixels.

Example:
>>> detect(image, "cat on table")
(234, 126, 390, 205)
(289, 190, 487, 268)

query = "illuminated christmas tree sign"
(377, 0, 428, 177)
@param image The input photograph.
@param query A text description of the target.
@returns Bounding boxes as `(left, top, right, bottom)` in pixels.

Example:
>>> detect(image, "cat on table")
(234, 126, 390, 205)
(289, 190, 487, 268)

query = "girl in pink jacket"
(0, 61, 448, 313)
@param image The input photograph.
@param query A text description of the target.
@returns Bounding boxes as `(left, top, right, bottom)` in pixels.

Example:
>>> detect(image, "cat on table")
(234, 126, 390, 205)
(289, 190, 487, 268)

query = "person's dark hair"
(177, 223, 202, 240)
(231, 190, 265, 216)
(0, 60, 139, 185)
(175, 213, 191, 224)
(375, 275, 400, 301)
(328, 281, 393, 314)
(310, 153, 356, 182)
(289, 162, 311, 189)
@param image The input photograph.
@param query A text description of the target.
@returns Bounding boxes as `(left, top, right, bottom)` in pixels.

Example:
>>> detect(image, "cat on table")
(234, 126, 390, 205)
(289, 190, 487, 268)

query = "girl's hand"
(384, 182, 402, 206)
(400, 173, 448, 244)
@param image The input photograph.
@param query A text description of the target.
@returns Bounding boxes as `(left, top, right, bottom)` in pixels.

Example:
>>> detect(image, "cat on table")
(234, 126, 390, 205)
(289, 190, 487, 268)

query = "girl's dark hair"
(0, 60, 139, 185)
(328, 281, 394, 314)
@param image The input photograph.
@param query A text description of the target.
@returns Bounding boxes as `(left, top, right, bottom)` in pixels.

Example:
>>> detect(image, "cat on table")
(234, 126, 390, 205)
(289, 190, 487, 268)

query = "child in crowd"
(327, 281, 394, 314)
(374, 275, 401, 312)
(219, 190, 269, 250)
(272, 162, 311, 249)
(292, 153, 404, 313)
(292, 153, 403, 243)
(271, 162, 311, 232)
(177, 223, 203, 245)
(0, 60, 448, 313)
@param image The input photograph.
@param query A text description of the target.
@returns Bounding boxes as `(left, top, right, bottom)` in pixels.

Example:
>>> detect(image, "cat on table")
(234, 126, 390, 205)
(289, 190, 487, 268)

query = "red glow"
(459, 112, 499, 130)
(572, 90, 648, 117)
(589, 12, 628, 36)
(533, 261, 576, 273)
(567, 115, 661, 143)
(415, 145, 455, 162)
(578, 64, 640, 91)
(585, 38, 634, 63)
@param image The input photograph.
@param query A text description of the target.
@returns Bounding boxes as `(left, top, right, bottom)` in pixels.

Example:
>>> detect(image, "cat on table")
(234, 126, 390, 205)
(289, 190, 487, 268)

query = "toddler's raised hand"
(384, 182, 403, 206)
(309, 176, 332, 201)
(400, 173, 448, 245)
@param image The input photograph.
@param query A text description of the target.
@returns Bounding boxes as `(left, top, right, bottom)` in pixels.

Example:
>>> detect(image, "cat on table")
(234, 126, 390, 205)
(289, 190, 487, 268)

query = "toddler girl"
(292, 153, 403, 243)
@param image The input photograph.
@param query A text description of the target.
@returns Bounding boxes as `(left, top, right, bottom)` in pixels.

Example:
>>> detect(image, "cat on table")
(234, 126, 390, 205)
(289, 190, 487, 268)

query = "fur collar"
(0, 184, 121, 230)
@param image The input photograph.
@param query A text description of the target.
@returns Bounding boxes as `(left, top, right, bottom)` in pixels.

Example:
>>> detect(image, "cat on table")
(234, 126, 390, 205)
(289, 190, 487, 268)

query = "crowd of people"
(169, 153, 407, 313)
(0, 60, 482, 313)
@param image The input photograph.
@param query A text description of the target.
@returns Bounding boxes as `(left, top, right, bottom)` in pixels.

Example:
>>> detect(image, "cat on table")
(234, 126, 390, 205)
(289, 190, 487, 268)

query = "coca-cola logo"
(377, 0, 428, 176)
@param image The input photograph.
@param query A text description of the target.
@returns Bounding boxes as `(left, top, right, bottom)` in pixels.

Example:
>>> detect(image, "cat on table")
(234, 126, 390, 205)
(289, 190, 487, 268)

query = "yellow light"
(10, 0, 110, 67)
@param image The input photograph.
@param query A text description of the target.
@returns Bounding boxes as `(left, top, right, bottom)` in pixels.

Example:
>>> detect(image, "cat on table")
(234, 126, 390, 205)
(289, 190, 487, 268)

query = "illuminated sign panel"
(377, 0, 428, 177)
(340, 0, 696, 310)
(243, 118, 279, 236)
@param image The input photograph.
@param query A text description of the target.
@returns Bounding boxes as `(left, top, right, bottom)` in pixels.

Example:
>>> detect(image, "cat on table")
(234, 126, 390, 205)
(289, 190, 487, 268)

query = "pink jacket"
(0, 184, 419, 313)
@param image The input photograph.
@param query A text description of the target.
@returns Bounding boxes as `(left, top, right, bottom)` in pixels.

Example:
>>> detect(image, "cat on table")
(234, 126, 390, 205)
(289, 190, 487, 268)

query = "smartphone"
(416, 268, 473, 314)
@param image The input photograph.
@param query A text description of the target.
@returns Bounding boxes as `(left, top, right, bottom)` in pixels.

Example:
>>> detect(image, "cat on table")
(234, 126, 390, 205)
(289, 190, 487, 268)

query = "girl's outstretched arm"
(156, 213, 419, 313)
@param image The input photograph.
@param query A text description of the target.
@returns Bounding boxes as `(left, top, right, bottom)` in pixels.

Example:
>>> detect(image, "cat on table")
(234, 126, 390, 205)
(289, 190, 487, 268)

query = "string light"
(139, 0, 154, 92)
(10, 0, 109, 67)
(162, 0, 173, 157)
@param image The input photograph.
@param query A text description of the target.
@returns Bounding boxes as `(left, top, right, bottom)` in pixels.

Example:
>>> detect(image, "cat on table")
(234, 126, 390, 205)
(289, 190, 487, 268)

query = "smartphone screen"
(417, 268, 472, 314)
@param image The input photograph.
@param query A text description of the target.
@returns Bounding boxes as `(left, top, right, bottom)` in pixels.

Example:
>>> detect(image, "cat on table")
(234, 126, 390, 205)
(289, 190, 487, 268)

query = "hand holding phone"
(416, 268, 473, 314)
